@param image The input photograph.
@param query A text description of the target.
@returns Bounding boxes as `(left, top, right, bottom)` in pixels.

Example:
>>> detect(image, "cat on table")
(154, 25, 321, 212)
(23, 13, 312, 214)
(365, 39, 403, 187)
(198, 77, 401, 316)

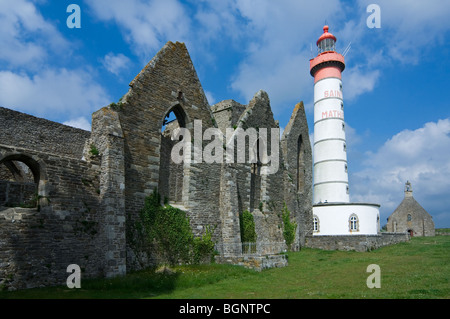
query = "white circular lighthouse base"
(312, 203, 380, 236)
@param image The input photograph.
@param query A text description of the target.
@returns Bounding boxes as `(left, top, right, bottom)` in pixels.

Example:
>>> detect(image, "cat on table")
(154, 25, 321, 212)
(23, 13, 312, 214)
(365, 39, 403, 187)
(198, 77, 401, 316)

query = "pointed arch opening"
(159, 103, 189, 205)
(297, 135, 305, 193)
(250, 138, 266, 211)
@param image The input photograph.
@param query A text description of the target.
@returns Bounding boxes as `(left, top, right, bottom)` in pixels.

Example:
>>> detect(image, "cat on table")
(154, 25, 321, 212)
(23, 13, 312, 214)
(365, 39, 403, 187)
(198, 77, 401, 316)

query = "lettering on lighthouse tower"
(321, 110, 344, 120)
(324, 90, 342, 98)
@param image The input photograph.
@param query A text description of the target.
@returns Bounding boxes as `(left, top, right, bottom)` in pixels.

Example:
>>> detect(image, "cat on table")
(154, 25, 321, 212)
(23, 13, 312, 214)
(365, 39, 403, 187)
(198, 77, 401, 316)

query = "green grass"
(1, 236, 449, 299)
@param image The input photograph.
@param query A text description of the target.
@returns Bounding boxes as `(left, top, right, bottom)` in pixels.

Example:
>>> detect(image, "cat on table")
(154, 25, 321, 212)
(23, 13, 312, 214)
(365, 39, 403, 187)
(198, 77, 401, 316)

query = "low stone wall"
(304, 232, 410, 252)
(215, 254, 288, 272)
(0, 206, 105, 290)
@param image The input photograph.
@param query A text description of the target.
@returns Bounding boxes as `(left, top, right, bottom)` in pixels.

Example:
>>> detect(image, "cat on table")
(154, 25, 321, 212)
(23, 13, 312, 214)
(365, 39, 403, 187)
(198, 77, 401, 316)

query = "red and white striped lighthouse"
(309, 25, 380, 236)
(310, 25, 349, 204)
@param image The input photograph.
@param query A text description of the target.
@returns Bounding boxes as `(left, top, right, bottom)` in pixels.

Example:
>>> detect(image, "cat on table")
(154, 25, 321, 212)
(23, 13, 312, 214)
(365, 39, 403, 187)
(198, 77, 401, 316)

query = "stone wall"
(211, 99, 246, 133)
(0, 106, 90, 159)
(0, 181, 36, 206)
(304, 232, 410, 252)
(112, 42, 222, 268)
(281, 102, 314, 249)
(215, 254, 287, 272)
(90, 107, 127, 277)
(229, 91, 286, 249)
(0, 143, 108, 290)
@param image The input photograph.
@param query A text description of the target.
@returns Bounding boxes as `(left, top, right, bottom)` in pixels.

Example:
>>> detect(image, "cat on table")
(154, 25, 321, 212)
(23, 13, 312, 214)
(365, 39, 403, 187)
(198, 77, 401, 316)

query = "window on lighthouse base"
(349, 214, 359, 232)
(313, 216, 320, 233)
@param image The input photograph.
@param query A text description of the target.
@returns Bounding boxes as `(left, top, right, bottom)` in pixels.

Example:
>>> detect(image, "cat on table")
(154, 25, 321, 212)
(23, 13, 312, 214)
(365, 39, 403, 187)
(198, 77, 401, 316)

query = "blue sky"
(1, 0, 449, 227)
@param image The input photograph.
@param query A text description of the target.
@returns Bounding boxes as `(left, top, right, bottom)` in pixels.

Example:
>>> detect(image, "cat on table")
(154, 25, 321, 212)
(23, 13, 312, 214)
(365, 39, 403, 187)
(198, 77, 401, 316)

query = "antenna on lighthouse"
(342, 42, 351, 57)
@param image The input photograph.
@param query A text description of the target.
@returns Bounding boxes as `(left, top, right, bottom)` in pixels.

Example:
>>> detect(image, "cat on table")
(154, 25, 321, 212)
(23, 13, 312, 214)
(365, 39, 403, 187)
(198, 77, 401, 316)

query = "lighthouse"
(310, 25, 348, 204)
(310, 26, 380, 236)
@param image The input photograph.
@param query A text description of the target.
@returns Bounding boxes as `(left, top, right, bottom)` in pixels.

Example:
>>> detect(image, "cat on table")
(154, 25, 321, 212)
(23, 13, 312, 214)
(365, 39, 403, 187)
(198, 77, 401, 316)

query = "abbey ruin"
(1, 40, 413, 291)
(0, 42, 314, 290)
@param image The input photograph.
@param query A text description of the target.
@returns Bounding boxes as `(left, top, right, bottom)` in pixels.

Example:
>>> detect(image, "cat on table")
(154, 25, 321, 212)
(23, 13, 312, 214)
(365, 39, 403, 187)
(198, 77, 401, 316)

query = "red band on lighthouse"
(314, 66, 342, 83)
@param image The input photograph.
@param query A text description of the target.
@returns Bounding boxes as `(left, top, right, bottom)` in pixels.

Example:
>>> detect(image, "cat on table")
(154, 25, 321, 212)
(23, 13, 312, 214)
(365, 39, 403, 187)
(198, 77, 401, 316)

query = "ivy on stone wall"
(128, 188, 215, 267)
(240, 210, 257, 243)
(282, 203, 297, 250)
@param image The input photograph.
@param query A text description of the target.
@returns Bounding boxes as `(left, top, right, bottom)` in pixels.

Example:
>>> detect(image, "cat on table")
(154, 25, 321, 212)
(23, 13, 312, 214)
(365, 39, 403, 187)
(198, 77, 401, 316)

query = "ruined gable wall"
(281, 102, 313, 248)
(117, 41, 215, 214)
(230, 90, 286, 247)
(113, 42, 223, 267)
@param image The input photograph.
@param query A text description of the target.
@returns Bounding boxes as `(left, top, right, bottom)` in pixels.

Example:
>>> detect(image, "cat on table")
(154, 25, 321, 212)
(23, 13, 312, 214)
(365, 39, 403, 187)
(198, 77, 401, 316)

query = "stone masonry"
(0, 41, 313, 290)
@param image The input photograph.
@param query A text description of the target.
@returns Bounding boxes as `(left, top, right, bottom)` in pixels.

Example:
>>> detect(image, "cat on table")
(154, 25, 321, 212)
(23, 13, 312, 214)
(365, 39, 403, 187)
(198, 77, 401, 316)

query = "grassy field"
(1, 235, 448, 299)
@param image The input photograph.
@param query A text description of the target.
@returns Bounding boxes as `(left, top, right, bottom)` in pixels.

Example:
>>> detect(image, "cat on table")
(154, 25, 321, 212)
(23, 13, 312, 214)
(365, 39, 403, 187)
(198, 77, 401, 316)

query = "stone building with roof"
(386, 181, 435, 237)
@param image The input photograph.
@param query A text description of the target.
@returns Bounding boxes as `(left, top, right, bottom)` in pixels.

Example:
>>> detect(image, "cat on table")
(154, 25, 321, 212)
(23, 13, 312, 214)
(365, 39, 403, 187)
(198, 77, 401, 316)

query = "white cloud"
(0, 0, 111, 127)
(204, 90, 215, 105)
(0, 68, 110, 119)
(343, 66, 380, 101)
(193, 1, 243, 44)
(86, 0, 191, 59)
(102, 53, 131, 75)
(357, 0, 450, 63)
(0, 0, 69, 68)
(350, 118, 450, 227)
(63, 117, 92, 131)
(344, 122, 362, 148)
(231, 51, 311, 114)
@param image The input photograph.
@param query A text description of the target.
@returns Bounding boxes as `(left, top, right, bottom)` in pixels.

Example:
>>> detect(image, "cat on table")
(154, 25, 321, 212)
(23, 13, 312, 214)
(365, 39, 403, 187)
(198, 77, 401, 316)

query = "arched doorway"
(407, 229, 414, 237)
(0, 154, 44, 209)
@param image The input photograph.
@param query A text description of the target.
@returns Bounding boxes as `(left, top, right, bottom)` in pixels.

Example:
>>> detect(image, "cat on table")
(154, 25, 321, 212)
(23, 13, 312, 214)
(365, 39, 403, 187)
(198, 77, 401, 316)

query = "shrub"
(131, 189, 215, 266)
(282, 203, 297, 249)
(89, 144, 99, 156)
(240, 210, 257, 243)
(193, 226, 216, 264)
